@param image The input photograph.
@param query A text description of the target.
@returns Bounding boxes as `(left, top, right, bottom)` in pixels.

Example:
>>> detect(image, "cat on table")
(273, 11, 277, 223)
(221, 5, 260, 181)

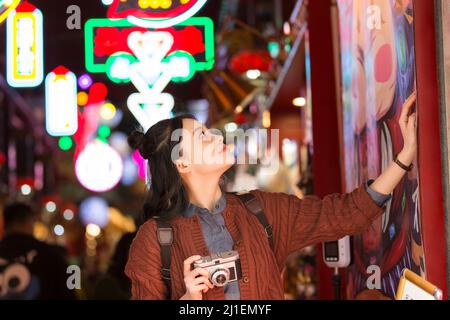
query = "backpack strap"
(234, 192, 274, 250)
(154, 217, 173, 299)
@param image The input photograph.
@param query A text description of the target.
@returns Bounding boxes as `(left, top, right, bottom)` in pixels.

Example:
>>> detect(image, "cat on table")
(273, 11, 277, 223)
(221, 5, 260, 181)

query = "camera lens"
(216, 274, 227, 285)
(211, 269, 229, 287)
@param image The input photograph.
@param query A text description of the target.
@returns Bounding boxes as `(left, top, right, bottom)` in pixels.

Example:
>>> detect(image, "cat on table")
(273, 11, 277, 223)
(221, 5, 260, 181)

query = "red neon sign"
(107, 0, 205, 20)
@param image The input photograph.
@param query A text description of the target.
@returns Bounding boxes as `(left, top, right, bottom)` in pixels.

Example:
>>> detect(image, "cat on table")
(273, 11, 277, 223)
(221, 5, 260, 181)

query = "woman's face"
(177, 118, 235, 176)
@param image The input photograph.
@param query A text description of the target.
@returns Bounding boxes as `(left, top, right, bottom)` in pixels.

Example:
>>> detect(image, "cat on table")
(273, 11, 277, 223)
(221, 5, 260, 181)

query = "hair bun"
(127, 130, 145, 153)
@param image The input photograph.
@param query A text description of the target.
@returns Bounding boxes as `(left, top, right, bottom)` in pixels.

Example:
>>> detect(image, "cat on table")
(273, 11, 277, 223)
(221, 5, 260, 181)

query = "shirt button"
(242, 276, 249, 283)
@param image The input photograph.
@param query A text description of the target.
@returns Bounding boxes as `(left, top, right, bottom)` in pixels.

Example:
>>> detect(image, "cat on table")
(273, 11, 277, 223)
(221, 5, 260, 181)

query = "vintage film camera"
(193, 250, 242, 287)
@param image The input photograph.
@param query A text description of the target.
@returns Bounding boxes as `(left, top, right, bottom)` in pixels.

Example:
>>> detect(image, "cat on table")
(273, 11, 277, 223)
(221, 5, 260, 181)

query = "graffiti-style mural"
(337, 0, 425, 299)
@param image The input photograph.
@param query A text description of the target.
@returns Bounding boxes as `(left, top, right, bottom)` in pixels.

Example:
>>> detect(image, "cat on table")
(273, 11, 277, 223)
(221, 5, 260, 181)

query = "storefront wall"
(308, 0, 448, 299)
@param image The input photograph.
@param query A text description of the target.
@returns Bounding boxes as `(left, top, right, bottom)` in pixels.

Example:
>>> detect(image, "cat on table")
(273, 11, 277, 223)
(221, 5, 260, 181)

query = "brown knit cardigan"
(125, 184, 384, 300)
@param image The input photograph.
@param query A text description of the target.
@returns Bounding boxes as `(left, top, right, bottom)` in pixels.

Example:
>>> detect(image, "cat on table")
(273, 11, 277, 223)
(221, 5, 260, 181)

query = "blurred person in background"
(93, 232, 136, 300)
(0, 202, 75, 300)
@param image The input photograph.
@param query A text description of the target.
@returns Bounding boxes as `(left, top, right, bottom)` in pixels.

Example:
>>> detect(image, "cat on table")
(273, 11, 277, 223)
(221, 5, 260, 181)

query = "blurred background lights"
(246, 69, 261, 80)
(98, 125, 111, 138)
(75, 141, 123, 192)
(283, 21, 291, 35)
(78, 73, 93, 90)
(101, 0, 114, 5)
(100, 102, 116, 121)
(45, 201, 56, 213)
(79, 197, 109, 228)
(293, 97, 306, 107)
(86, 223, 101, 238)
(54, 224, 64, 236)
(77, 92, 88, 106)
(63, 209, 74, 221)
(268, 41, 280, 58)
(99, 108, 123, 128)
(121, 157, 139, 186)
(109, 131, 130, 156)
(224, 122, 238, 132)
(262, 111, 271, 128)
(187, 99, 209, 124)
(58, 136, 73, 151)
(20, 184, 32, 195)
(235, 105, 243, 114)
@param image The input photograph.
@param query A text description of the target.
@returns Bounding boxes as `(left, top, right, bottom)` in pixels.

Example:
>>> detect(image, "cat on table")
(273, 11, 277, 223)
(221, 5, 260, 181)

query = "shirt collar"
(183, 192, 227, 218)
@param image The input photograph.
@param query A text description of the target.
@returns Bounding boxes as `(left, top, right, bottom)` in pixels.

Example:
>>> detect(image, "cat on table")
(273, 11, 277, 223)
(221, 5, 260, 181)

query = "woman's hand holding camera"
(179, 255, 214, 300)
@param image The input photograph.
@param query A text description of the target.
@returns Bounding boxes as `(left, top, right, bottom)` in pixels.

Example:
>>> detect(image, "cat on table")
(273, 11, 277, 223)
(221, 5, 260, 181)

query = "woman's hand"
(369, 91, 418, 195)
(398, 91, 417, 166)
(179, 255, 214, 300)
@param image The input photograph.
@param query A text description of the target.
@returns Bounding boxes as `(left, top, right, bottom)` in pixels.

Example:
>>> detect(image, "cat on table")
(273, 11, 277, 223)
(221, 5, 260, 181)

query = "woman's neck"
(185, 175, 223, 212)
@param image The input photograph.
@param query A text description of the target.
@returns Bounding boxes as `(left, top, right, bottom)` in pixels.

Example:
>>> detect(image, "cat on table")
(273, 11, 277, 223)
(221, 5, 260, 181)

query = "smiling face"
(175, 118, 235, 177)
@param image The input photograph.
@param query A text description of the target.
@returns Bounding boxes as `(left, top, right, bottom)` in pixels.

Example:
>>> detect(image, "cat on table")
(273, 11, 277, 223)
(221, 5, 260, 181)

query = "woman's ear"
(176, 159, 191, 174)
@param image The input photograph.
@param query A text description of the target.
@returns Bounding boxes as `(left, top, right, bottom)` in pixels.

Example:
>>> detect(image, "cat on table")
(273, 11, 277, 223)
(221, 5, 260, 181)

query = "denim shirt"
(183, 193, 240, 300)
(182, 182, 391, 300)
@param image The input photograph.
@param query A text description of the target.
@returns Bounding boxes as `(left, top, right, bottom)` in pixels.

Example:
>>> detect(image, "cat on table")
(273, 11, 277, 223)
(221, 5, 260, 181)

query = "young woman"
(125, 93, 417, 300)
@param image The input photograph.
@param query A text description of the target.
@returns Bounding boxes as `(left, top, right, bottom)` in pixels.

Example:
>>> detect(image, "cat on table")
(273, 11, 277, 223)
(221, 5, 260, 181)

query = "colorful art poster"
(337, 0, 425, 299)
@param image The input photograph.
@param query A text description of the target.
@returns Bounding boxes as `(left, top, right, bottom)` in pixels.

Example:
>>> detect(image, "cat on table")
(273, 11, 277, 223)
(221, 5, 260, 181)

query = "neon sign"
(45, 66, 78, 137)
(107, 0, 208, 29)
(6, 1, 43, 87)
(85, 17, 213, 131)
(84, 18, 214, 77)
(85, 1, 212, 131)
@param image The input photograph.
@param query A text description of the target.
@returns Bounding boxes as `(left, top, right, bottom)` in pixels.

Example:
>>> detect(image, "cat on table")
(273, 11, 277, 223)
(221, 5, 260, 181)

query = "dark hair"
(3, 202, 36, 228)
(128, 114, 197, 221)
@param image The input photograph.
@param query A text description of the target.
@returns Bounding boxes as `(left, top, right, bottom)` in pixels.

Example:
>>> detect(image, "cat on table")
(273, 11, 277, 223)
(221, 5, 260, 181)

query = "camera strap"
(234, 192, 274, 250)
(154, 192, 273, 299)
(155, 217, 173, 299)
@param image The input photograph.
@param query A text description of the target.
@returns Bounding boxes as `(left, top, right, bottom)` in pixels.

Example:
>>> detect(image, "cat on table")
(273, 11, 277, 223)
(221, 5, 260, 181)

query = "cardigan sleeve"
(250, 183, 385, 266)
(125, 219, 169, 300)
